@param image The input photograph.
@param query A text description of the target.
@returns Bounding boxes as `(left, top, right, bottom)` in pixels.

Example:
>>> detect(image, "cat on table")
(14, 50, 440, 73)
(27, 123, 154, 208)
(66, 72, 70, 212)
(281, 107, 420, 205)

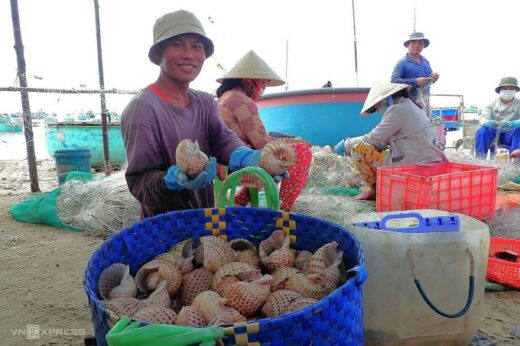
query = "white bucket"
(348, 209, 489, 345)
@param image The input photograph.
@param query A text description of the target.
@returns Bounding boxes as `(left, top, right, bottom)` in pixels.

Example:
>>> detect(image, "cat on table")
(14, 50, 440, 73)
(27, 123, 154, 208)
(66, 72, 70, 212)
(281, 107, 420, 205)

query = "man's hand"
(430, 72, 440, 82)
(416, 77, 431, 87)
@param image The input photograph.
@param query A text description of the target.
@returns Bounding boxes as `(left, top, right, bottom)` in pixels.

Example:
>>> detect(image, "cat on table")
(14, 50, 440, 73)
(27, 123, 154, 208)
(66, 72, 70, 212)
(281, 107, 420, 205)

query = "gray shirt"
(121, 87, 243, 218)
(352, 97, 447, 166)
(480, 97, 520, 124)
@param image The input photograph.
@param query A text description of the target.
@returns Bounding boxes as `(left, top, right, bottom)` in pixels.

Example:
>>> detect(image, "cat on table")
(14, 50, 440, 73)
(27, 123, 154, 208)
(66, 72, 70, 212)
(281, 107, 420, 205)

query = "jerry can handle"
(380, 212, 426, 232)
(406, 248, 475, 318)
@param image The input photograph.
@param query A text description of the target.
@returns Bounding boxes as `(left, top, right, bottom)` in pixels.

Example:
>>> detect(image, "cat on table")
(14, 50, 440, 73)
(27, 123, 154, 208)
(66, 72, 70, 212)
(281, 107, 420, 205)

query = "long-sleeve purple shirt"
(121, 86, 243, 218)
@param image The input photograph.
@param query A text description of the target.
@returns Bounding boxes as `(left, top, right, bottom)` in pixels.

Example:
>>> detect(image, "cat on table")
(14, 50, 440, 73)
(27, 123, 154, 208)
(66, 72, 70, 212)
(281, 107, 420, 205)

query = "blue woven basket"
(83, 207, 366, 346)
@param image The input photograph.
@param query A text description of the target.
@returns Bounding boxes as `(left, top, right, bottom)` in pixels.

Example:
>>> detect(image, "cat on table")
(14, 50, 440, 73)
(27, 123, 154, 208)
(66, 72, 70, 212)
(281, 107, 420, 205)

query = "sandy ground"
(0, 157, 519, 345)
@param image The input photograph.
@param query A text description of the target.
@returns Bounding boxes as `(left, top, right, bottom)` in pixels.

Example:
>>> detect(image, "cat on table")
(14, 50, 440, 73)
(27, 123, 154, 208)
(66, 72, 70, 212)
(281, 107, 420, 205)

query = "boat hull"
(45, 123, 126, 168)
(256, 88, 379, 146)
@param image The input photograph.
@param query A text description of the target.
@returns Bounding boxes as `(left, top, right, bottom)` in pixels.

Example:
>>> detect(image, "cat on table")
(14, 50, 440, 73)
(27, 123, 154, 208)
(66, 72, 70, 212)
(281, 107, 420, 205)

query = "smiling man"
(391, 32, 439, 117)
(121, 10, 265, 218)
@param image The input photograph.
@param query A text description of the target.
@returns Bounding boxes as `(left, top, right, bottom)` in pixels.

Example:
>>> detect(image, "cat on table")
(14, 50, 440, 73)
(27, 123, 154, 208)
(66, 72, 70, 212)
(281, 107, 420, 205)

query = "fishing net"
(10, 145, 520, 238)
(55, 169, 140, 237)
(306, 146, 364, 190)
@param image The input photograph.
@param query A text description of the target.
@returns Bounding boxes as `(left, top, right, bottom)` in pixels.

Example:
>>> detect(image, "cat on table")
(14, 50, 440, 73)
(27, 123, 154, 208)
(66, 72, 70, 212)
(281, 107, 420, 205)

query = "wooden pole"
(285, 40, 289, 91)
(351, 0, 359, 87)
(93, 0, 110, 175)
(10, 0, 40, 192)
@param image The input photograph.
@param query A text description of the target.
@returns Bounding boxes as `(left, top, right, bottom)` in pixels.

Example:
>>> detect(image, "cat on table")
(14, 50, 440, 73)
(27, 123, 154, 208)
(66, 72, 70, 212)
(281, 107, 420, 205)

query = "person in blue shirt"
(391, 32, 439, 117)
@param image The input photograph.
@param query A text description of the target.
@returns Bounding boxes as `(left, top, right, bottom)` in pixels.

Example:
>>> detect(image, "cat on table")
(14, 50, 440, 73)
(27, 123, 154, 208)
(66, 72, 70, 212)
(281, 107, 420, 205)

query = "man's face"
(501, 86, 517, 91)
(407, 40, 425, 55)
(159, 33, 206, 83)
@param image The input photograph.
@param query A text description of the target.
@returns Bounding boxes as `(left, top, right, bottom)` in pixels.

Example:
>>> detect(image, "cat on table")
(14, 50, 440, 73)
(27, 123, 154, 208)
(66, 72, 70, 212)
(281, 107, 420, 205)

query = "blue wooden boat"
(0, 114, 23, 133)
(45, 122, 126, 168)
(256, 87, 378, 146)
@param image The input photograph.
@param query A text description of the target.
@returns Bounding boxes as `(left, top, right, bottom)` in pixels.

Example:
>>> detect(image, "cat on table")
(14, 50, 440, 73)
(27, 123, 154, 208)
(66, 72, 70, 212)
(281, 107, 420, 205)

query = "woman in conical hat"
(216, 50, 312, 211)
(334, 82, 447, 200)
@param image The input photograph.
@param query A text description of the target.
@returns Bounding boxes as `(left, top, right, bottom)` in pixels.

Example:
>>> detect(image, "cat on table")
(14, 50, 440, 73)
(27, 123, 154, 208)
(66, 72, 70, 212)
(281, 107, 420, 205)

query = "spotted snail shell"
(306, 241, 344, 286)
(224, 275, 272, 317)
(265, 236, 295, 273)
(213, 262, 261, 289)
(155, 252, 194, 275)
(132, 306, 177, 324)
(98, 263, 127, 300)
(261, 289, 302, 317)
(194, 236, 236, 273)
(143, 280, 171, 308)
(259, 140, 297, 175)
(176, 306, 206, 327)
(295, 250, 313, 271)
(180, 268, 215, 306)
(175, 139, 208, 178)
(259, 230, 286, 266)
(229, 238, 261, 268)
(284, 297, 318, 314)
(104, 297, 143, 317)
(271, 267, 301, 291)
(192, 290, 246, 325)
(135, 258, 182, 296)
(171, 239, 196, 256)
(285, 273, 336, 300)
(107, 265, 137, 300)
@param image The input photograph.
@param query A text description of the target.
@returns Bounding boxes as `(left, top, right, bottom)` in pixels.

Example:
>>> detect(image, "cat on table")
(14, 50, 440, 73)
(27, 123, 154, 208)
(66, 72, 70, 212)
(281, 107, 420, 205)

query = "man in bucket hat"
(121, 10, 267, 218)
(334, 82, 447, 200)
(475, 77, 520, 160)
(391, 32, 439, 117)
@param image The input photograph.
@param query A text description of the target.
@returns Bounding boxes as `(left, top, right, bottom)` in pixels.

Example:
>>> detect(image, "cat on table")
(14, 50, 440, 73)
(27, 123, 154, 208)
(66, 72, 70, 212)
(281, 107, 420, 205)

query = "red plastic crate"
(376, 161, 498, 220)
(487, 237, 520, 289)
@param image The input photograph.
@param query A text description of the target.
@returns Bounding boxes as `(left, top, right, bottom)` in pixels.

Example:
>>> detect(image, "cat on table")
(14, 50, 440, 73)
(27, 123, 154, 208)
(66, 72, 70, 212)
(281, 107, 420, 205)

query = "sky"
(1, 0, 520, 115)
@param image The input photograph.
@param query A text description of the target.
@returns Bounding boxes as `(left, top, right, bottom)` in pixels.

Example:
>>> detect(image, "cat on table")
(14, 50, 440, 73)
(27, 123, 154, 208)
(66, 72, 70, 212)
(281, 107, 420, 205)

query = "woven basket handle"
(215, 167, 280, 210)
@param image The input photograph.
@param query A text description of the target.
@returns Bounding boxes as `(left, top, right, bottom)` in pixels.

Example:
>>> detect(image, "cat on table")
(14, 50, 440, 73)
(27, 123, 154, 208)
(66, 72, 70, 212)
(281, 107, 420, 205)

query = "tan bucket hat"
(216, 50, 285, 86)
(495, 76, 520, 93)
(148, 10, 214, 65)
(360, 82, 411, 115)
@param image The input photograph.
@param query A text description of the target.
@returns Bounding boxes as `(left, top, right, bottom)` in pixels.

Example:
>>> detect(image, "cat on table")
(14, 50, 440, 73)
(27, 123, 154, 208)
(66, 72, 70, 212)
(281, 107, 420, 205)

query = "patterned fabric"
(351, 142, 385, 187)
(218, 89, 271, 148)
(218, 89, 273, 188)
(234, 143, 313, 211)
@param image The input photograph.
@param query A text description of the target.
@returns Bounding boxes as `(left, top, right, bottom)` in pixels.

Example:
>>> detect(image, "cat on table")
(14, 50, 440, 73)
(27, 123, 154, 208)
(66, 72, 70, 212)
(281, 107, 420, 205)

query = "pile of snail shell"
(99, 232, 346, 326)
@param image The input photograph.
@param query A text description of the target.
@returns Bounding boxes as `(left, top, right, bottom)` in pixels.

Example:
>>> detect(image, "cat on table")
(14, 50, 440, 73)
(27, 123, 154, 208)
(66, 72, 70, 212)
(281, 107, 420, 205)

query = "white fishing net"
(306, 146, 364, 189)
(56, 169, 140, 237)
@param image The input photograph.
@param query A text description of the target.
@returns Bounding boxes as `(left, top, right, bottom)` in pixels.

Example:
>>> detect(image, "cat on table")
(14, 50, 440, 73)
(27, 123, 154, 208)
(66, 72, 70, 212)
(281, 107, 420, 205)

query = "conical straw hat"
(217, 50, 285, 87)
(360, 82, 411, 115)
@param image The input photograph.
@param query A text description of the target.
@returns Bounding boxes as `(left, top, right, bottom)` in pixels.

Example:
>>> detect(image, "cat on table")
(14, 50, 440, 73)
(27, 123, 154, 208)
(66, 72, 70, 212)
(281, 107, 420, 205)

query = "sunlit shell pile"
(176, 139, 208, 178)
(99, 233, 346, 326)
(260, 140, 297, 175)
